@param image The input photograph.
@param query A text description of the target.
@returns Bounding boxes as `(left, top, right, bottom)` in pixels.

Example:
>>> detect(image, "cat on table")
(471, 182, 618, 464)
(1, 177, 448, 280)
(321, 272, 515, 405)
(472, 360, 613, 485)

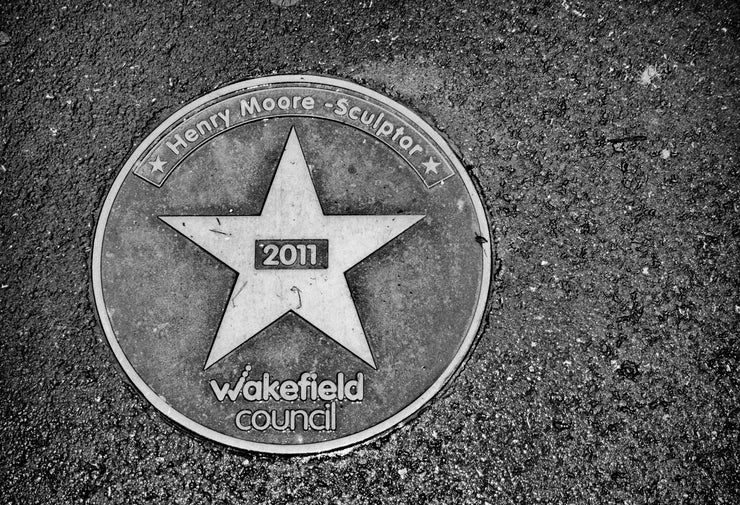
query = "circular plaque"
(92, 75, 491, 454)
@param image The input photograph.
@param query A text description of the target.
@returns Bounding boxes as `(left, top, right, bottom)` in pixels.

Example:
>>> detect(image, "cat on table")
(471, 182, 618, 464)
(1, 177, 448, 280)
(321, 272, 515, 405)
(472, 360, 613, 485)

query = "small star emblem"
(422, 156, 440, 175)
(149, 156, 167, 174)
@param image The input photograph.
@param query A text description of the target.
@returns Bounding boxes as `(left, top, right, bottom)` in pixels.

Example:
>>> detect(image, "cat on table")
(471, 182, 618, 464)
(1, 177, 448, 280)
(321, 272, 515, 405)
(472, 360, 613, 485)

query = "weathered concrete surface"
(1, 0, 738, 503)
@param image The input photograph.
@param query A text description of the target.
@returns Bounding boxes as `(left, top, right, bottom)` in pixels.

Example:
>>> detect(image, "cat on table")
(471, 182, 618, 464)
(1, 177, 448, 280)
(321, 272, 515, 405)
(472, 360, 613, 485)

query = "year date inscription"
(255, 239, 329, 270)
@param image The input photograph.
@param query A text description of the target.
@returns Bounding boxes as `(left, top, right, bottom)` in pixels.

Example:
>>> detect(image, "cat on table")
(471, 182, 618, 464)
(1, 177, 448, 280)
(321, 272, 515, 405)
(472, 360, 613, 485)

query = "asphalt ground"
(1, 0, 738, 503)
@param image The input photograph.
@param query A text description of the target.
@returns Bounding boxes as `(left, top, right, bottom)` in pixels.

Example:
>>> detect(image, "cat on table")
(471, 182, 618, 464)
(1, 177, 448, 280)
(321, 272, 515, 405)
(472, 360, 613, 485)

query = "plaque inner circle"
(92, 76, 492, 454)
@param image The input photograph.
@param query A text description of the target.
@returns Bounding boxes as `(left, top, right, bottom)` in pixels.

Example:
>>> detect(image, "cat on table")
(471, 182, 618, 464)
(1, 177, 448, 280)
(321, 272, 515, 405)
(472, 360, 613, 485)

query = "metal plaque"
(92, 75, 491, 454)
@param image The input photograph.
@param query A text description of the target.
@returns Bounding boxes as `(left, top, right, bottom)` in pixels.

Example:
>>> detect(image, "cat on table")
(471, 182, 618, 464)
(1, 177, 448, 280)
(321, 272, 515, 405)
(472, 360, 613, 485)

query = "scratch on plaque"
(158, 395, 172, 415)
(290, 286, 302, 309)
(475, 232, 489, 257)
(216, 217, 221, 226)
(210, 228, 231, 236)
(152, 322, 171, 334)
(232, 280, 248, 306)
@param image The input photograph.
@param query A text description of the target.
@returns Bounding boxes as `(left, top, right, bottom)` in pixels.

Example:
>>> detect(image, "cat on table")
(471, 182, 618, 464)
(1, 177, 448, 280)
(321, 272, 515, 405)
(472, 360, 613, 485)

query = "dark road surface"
(1, 1, 738, 503)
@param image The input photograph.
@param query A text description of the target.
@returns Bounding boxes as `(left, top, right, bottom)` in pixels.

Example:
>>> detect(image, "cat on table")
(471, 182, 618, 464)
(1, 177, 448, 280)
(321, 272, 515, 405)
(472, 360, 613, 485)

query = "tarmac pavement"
(0, 0, 738, 503)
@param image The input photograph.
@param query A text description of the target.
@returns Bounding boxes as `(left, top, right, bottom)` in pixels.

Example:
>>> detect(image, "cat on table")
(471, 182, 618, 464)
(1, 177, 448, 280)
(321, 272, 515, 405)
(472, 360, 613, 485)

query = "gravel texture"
(1, 0, 738, 503)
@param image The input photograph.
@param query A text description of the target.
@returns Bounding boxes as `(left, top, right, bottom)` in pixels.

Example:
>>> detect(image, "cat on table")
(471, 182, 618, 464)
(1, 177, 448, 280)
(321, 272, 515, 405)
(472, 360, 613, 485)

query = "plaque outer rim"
(91, 75, 492, 455)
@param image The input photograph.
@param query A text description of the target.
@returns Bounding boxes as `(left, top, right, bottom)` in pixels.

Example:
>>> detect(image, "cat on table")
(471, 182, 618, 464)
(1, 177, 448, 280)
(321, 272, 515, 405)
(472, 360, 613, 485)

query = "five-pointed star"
(149, 156, 167, 174)
(422, 156, 440, 175)
(160, 128, 425, 370)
